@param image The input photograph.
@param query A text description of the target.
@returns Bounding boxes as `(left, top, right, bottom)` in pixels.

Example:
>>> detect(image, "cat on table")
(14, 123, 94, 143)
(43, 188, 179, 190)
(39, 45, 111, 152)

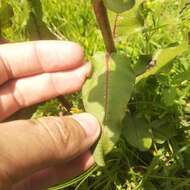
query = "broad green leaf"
(103, 0, 135, 13)
(133, 54, 152, 76)
(136, 43, 189, 83)
(123, 113, 152, 151)
(82, 52, 135, 166)
(26, 0, 56, 40)
(151, 120, 176, 144)
(109, 0, 144, 38)
(162, 87, 178, 107)
(175, 68, 190, 84)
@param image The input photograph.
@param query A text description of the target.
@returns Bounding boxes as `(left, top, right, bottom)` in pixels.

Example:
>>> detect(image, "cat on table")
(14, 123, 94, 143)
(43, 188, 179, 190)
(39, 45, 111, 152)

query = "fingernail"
(71, 113, 100, 137)
(85, 62, 92, 77)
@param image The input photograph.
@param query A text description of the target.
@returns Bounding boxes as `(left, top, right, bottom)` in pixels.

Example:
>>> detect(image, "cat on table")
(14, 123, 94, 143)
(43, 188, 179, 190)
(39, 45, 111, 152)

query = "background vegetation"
(1, 0, 190, 189)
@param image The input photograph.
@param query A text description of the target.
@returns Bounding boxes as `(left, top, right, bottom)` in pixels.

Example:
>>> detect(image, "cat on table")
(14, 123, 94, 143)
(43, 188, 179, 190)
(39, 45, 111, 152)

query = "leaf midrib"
(104, 53, 111, 123)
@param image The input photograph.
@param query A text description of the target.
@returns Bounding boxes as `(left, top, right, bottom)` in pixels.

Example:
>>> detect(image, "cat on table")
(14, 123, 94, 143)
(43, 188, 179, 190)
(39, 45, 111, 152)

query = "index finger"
(0, 41, 84, 85)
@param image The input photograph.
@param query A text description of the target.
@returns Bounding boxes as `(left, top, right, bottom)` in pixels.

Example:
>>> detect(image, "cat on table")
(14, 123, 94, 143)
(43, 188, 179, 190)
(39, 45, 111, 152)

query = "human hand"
(0, 41, 100, 190)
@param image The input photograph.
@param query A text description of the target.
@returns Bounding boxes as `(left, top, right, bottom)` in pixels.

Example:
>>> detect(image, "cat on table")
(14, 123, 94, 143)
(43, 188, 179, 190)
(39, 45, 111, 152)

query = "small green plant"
(82, 0, 189, 167)
(2, 0, 190, 189)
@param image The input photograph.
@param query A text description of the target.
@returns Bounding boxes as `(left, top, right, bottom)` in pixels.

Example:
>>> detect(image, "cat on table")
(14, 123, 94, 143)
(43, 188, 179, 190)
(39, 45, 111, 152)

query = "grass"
(2, 0, 190, 189)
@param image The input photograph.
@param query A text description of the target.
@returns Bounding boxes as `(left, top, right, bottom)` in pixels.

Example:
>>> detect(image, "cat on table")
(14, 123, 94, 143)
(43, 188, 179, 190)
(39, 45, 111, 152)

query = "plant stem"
(93, 0, 116, 54)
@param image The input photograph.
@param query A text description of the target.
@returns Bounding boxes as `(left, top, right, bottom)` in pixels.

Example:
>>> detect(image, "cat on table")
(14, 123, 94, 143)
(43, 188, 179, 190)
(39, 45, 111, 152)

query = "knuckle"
(72, 74, 86, 92)
(11, 81, 26, 108)
(36, 116, 84, 160)
(53, 117, 71, 147)
(32, 42, 44, 72)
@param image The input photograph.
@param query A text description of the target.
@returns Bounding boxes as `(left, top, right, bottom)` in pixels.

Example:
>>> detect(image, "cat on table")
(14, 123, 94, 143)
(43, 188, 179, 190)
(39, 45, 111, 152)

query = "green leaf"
(162, 87, 178, 107)
(109, 0, 144, 38)
(133, 54, 152, 76)
(103, 0, 135, 13)
(0, 1, 13, 29)
(82, 52, 135, 166)
(174, 61, 190, 83)
(151, 120, 176, 144)
(123, 113, 152, 151)
(26, 0, 56, 40)
(136, 43, 189, 83)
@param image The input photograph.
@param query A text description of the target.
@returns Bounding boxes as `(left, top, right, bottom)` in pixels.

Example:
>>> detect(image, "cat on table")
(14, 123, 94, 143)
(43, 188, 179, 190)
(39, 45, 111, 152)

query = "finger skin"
(12, 151, 94, 190)
(0, 113, 100, 189)
(0, 41, 84, 85)
(0, 63, 91, 121)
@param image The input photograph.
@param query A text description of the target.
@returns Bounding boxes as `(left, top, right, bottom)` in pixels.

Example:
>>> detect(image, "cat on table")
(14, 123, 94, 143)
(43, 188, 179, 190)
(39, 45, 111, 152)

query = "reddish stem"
(93, 0, 116, 54)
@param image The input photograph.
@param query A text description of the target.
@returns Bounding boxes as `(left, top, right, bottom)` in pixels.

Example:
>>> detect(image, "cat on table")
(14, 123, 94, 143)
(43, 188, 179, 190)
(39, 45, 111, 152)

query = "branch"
(93, 0, 116, 54)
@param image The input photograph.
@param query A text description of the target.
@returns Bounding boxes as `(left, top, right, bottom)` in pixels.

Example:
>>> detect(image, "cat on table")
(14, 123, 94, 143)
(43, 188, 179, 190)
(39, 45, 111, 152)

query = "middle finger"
(0, 63, 91, 121)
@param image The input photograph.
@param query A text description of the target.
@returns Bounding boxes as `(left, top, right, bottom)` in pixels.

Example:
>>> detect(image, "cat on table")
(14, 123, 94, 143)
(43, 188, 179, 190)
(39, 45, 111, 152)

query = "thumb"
(0, 113, 100, 189)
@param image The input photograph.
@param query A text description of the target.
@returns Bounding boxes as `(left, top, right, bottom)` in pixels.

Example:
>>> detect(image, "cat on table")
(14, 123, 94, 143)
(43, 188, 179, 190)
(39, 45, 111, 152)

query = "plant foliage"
(2, 0, 190, 189)
(82, 52, 135, 166)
